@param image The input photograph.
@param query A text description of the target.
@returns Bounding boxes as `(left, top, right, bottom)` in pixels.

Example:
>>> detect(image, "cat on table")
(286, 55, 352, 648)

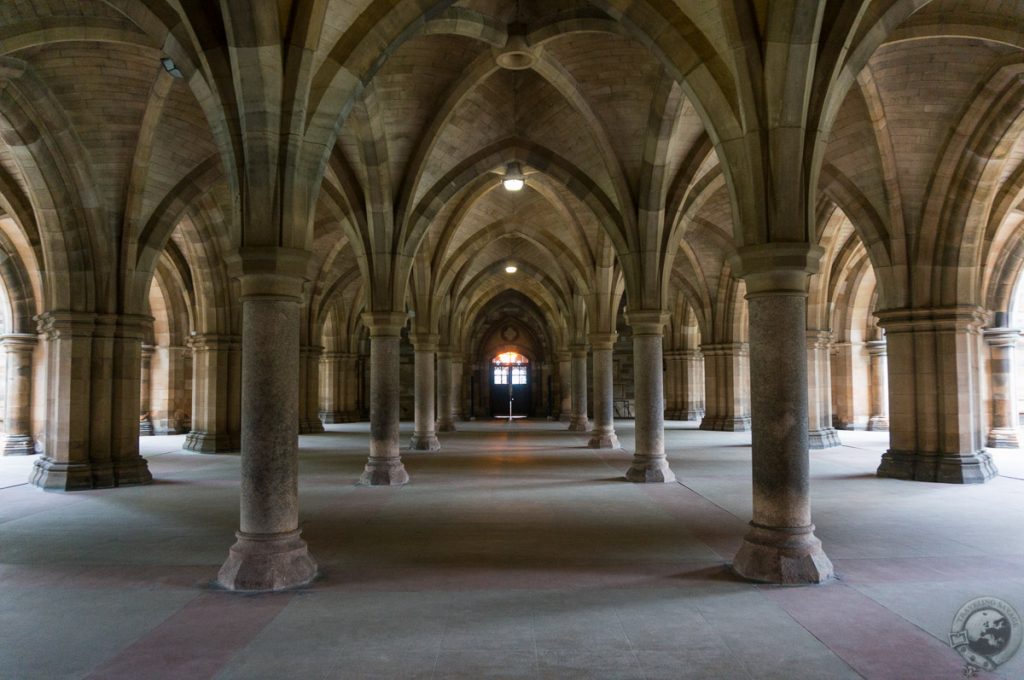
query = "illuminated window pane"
(493, 367, 508, 384)
(511, 366, 527, 384)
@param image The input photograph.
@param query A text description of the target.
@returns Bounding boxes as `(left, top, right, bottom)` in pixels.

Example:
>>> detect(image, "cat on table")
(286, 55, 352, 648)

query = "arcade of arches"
(1, 1, 1024, 676)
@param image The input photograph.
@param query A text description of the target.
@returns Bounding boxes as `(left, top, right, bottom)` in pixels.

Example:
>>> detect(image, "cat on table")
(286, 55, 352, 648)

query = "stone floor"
(1, 421, 1022, 679)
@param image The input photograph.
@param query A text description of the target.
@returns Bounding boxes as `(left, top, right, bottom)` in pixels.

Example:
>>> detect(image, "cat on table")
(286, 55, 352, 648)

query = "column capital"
(806, 329, 832, 349)
(35, 311, 97, 339)
(1, 333, 37, 351)
(733, 243, 823, 296)
(875, 306, 988, 334)
(411, 333, 440, 352)
(237, 247, 311, 300)
(556, 350, 572, 363)
(361, 311, 407, 337)
(186, 332, 241, 351)
(699, 342, 748, 355)
(663, 350, 685, 360)
(983, 327, 1021, 347)
(865, 339, 887, 356)
(569, 343, 589, 357)
(588, 332, 618, 350)
(625, 310, 669, 336)
(437, 349, 453, 361)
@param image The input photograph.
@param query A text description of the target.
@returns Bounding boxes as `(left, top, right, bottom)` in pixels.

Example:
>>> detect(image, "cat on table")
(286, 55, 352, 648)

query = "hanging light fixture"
(504, 263, 518, 274)
(502, 161, 525, 192)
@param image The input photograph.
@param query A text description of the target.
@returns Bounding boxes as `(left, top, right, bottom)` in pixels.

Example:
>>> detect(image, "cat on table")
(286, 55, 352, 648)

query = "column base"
(625, 455, 676, 483)
(2, 434, 35, 455)
(986, 428, 1019, 448)
(877, 449, 998, 484)
(568, 417, 590, 432)
(558, 413, 571, 423)
(113, 457, 153, 486)
(808, 428, 841, 449)
(299, 420, 325, 434)
(437, 419, 457, 433)
(409, 434, 441, 451)
(699, 416, 751, 432)
(666, 409, 704, 421)
(139, 419, 154, 436)
(184, 431, 238, 454)
(587, 432, 620, 449)
(217, 529, 317, 592)
(732, 522, 834, 585)
(359, 457, 409, 486)
(867, 416, 889, 432)
(29, 457, 114, 491)
(320, 411, 345, 424)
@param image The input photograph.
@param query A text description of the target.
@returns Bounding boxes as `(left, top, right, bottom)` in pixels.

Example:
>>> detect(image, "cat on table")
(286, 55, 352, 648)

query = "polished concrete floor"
(1, 420, 1023, 679)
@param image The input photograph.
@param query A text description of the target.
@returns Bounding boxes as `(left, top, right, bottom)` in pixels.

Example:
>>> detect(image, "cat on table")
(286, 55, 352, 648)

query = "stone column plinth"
(807, 330, 840, 448)
(139, 344, 155, 436)
(699, 343, 751, 431)
(217, 265, 316, 592)
(360, 312, 409, 485)
(437, 350, 456, 432)
(625, 311, 675, 483)
(568, 345, 589, 432)
(556, 351, 571, 422)
(876, 307, 996, 484)
(410, 333, 441, 451)
(588, 333, 619, 448)
(1, 334, 35, 455)
(865, 340, 889, 431)
(984, 328, 1020, 448)
(731, 246, 833, 585)
(185, 334, 241, 453)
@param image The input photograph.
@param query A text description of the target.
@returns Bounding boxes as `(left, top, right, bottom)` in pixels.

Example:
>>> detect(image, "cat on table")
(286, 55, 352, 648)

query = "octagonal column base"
(625, 455, 676, 483)
(359, 458, 409, 486)
(217, 530, 317, 592)
(733, 523, 834, 585)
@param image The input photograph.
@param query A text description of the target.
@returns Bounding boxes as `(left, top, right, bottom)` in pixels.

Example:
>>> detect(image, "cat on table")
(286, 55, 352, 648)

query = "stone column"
(557, 351, 572, 422)
(31, 313, 100, 489)
(151, 344, 189, 434)
(624, 311, 675, 483)
(450, 353, 464, 421)
(865, 340, 889, 431)
(298, 346, 324, 434)
(319, 352, 343, 423)
(1, 334, 35, 455)
(807, 330, 840, 448)
(876, 308, 996, 483)
(699, 343, 751, 431)
(588, 332, 619, 448)
(984, 328, 1020, 448)
(681, 350, 705, 420)
(109, 315, 155, 486)
(568, 345, 590, 432)
(436, 349, 456, 432)
(410, 333, 441, 450)
(732, 247, 833, 584)
(663, 350, 683, 420)
(139, 344, 155, 436)
(830, 342, 856, 430)
(217, 266, 317, 592)
(341, 353, 360, 421)
(185, 334, 241, 453)
(360, 312, 409, 485)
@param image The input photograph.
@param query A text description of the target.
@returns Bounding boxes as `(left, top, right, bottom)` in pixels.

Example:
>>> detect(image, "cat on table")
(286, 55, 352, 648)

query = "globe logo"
(950, 597, 1022, 673)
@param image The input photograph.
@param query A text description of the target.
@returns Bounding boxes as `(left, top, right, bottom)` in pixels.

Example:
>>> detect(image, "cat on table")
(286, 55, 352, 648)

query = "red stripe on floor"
(761, 583, 964, 679)
(87, 591, 293, 680)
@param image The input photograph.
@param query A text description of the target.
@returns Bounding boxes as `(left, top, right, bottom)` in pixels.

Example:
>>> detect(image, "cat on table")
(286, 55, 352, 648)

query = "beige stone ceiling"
(0, 0, 1020, 348)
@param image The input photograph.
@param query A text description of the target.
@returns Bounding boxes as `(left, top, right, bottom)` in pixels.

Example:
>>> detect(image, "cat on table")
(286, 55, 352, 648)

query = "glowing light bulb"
(505, 264, 518, 274)
(502, 162, 525, 191)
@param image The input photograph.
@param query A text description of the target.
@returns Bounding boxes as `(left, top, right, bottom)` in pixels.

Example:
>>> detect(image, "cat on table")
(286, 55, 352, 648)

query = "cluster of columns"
(1, 333, 35, 455)
(320, 352, 362, 423)
(699, 343, 751, 431)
